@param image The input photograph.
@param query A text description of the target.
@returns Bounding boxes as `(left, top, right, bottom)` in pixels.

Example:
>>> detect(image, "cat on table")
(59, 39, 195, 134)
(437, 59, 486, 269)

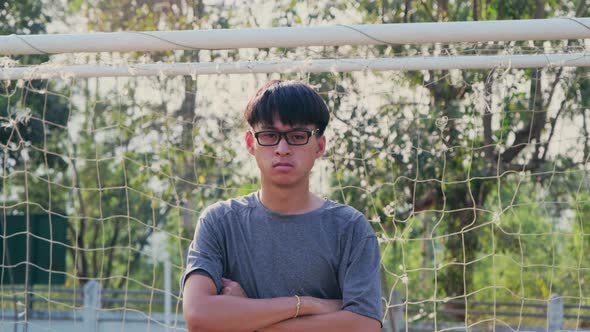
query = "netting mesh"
(1, 39, 590, 331)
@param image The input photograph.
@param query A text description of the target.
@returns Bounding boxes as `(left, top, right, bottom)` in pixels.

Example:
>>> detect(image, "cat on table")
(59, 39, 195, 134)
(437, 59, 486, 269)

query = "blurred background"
(1, 0, 589, 331)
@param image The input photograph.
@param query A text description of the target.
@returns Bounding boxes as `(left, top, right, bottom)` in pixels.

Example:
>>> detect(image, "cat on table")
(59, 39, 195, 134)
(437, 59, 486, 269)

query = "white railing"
(0, 281, 184, 332)
(1, 53, 589, 80)
(1, 18, 589, 55)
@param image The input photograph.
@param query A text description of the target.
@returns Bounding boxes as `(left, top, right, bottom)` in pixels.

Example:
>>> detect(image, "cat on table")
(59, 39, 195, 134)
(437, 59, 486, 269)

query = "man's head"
(244, 80, 330, 188)
(244, 80, 330, 135)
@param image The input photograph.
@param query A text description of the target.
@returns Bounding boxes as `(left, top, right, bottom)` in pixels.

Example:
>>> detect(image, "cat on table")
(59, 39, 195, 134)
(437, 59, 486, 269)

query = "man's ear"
(316, 134, 326, 158)
(245, 131, 255, 155)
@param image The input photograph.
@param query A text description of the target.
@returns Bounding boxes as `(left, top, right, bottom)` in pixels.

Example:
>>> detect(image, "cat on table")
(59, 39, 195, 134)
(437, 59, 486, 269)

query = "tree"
(54, 0, 256, 290)
(1, 0, 69, 190)
(5, 2, 589, 325)
(322, 0, 590, 321)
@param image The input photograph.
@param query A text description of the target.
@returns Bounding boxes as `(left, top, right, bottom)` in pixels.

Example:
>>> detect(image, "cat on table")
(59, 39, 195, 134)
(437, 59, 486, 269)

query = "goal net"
(1, 24, 589, 331)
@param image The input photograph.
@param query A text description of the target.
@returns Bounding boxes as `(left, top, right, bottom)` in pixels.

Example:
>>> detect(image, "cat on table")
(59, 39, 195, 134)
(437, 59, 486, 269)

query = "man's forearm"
(183, 275, 343, 332)
(185, 295, 298, 332)
(257, 310, 381, 332)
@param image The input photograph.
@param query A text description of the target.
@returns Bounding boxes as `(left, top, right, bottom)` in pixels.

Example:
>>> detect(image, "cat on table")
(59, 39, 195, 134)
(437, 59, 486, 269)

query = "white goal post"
(1, 17, 589, 55)
(2, 14, 590, 332)
(1, 17, 589, 80)
(1, 54, 589, 80)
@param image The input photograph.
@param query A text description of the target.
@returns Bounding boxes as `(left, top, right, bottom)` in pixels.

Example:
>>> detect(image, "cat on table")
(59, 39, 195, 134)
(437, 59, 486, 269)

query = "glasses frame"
(252, 128, 320, 146)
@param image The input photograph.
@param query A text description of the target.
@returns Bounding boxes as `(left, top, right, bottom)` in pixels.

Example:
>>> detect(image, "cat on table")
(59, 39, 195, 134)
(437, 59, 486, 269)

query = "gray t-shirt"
(181, 192, 382, 323)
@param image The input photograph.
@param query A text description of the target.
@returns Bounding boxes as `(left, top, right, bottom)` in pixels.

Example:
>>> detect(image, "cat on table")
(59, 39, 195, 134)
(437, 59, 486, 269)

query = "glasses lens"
(257, 132, 279, 145)
(285, 131, 310, 145)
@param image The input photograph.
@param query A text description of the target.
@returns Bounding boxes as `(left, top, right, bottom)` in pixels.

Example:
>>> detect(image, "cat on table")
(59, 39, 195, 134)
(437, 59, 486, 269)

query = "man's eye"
(261, 133, 278, 139)
(289, 132, 307, 140)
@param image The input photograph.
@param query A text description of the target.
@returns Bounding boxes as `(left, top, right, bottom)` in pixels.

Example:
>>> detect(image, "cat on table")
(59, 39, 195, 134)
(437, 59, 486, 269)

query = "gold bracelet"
(293, 295, 301, 318)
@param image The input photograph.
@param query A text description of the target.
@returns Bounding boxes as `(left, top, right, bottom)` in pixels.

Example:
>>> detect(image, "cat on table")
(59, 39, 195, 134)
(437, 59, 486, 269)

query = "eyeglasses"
(253, 129, 319, 146)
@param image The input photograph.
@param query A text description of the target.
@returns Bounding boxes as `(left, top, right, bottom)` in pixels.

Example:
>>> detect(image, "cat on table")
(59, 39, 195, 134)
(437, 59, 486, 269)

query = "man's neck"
(258, 181, 323, 215)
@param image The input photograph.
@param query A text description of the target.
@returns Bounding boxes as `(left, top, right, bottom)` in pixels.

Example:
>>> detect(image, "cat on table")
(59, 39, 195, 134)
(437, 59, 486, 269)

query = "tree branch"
(545, 67, 564, 113)
(114, 205, 171, 291)
(483, 68, 496, 162)
(539, 99, 566, 162)
(501, 154, 590, 174)
(575, 0, 588, 16)
(420, 0, 437, 21)
(103, 223, 121, 290)
(501, 68, 545, 163)
(381, 0, 388, 23)
(584, 107, 589, 162)
(437, 0, 448, 20)
(404, 0, 412, 22)
(532, 67, 564, 162)
(70, 143, 88, 281)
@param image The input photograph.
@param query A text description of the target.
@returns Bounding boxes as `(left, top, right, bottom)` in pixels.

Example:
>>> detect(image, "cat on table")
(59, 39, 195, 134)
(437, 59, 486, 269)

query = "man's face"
(245, 118, 326, 188)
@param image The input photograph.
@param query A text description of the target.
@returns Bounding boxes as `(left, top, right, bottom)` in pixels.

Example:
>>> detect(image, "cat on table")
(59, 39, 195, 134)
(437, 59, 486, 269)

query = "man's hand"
(184, 274, 360, 332)
(220, 278, 342, 316)
(221, 277, 248, 298)
(183, 274, 310, 332)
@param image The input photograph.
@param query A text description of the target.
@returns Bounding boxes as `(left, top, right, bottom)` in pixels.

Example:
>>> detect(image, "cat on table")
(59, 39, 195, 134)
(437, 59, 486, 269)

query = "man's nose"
(274, 135, 292, 155)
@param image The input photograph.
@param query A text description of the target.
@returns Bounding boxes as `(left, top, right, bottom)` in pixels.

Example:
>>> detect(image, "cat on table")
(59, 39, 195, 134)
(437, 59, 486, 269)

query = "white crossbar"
(1, 17, 589, 55)
(1, 53, 588, 80)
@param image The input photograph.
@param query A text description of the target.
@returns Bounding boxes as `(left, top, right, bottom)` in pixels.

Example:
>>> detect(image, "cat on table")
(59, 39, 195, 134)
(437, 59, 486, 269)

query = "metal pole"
(1, 17, 589, 55)
(1, 53, 589, 80)
(83, 281, 101, 332)
(164, 257, 172, 331)
(548, 293, 564, 331)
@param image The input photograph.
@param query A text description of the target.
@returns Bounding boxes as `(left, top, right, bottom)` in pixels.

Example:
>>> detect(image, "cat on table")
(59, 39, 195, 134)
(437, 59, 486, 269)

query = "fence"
(383, 291, 590, 332)
(0, 280, 185, 332)
(1, 283, 589, 332)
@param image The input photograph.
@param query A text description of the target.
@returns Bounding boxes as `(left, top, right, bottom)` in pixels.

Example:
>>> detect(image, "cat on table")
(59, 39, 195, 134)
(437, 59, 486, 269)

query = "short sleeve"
(179, 212, 224, 294)
(340, 224, 383, 325)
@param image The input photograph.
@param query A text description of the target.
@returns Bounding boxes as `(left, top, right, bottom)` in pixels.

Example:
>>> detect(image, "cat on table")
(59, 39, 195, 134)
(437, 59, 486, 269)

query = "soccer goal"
(1, 17, 590, 332)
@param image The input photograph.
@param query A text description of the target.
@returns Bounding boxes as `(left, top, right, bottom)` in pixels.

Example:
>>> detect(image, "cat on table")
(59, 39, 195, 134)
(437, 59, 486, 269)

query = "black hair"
(244, 80, 330, 135)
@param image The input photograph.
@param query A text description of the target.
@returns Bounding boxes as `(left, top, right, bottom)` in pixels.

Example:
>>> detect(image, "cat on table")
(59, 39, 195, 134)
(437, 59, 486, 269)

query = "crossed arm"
(182, 274, 381, 332)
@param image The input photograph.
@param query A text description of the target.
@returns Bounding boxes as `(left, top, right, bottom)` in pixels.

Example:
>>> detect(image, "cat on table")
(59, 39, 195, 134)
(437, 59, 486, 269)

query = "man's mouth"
(273, 162, 294, 170)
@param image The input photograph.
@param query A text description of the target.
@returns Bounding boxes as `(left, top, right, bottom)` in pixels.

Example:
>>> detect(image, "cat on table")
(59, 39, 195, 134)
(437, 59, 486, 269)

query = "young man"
(181, 80, 382, 332)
